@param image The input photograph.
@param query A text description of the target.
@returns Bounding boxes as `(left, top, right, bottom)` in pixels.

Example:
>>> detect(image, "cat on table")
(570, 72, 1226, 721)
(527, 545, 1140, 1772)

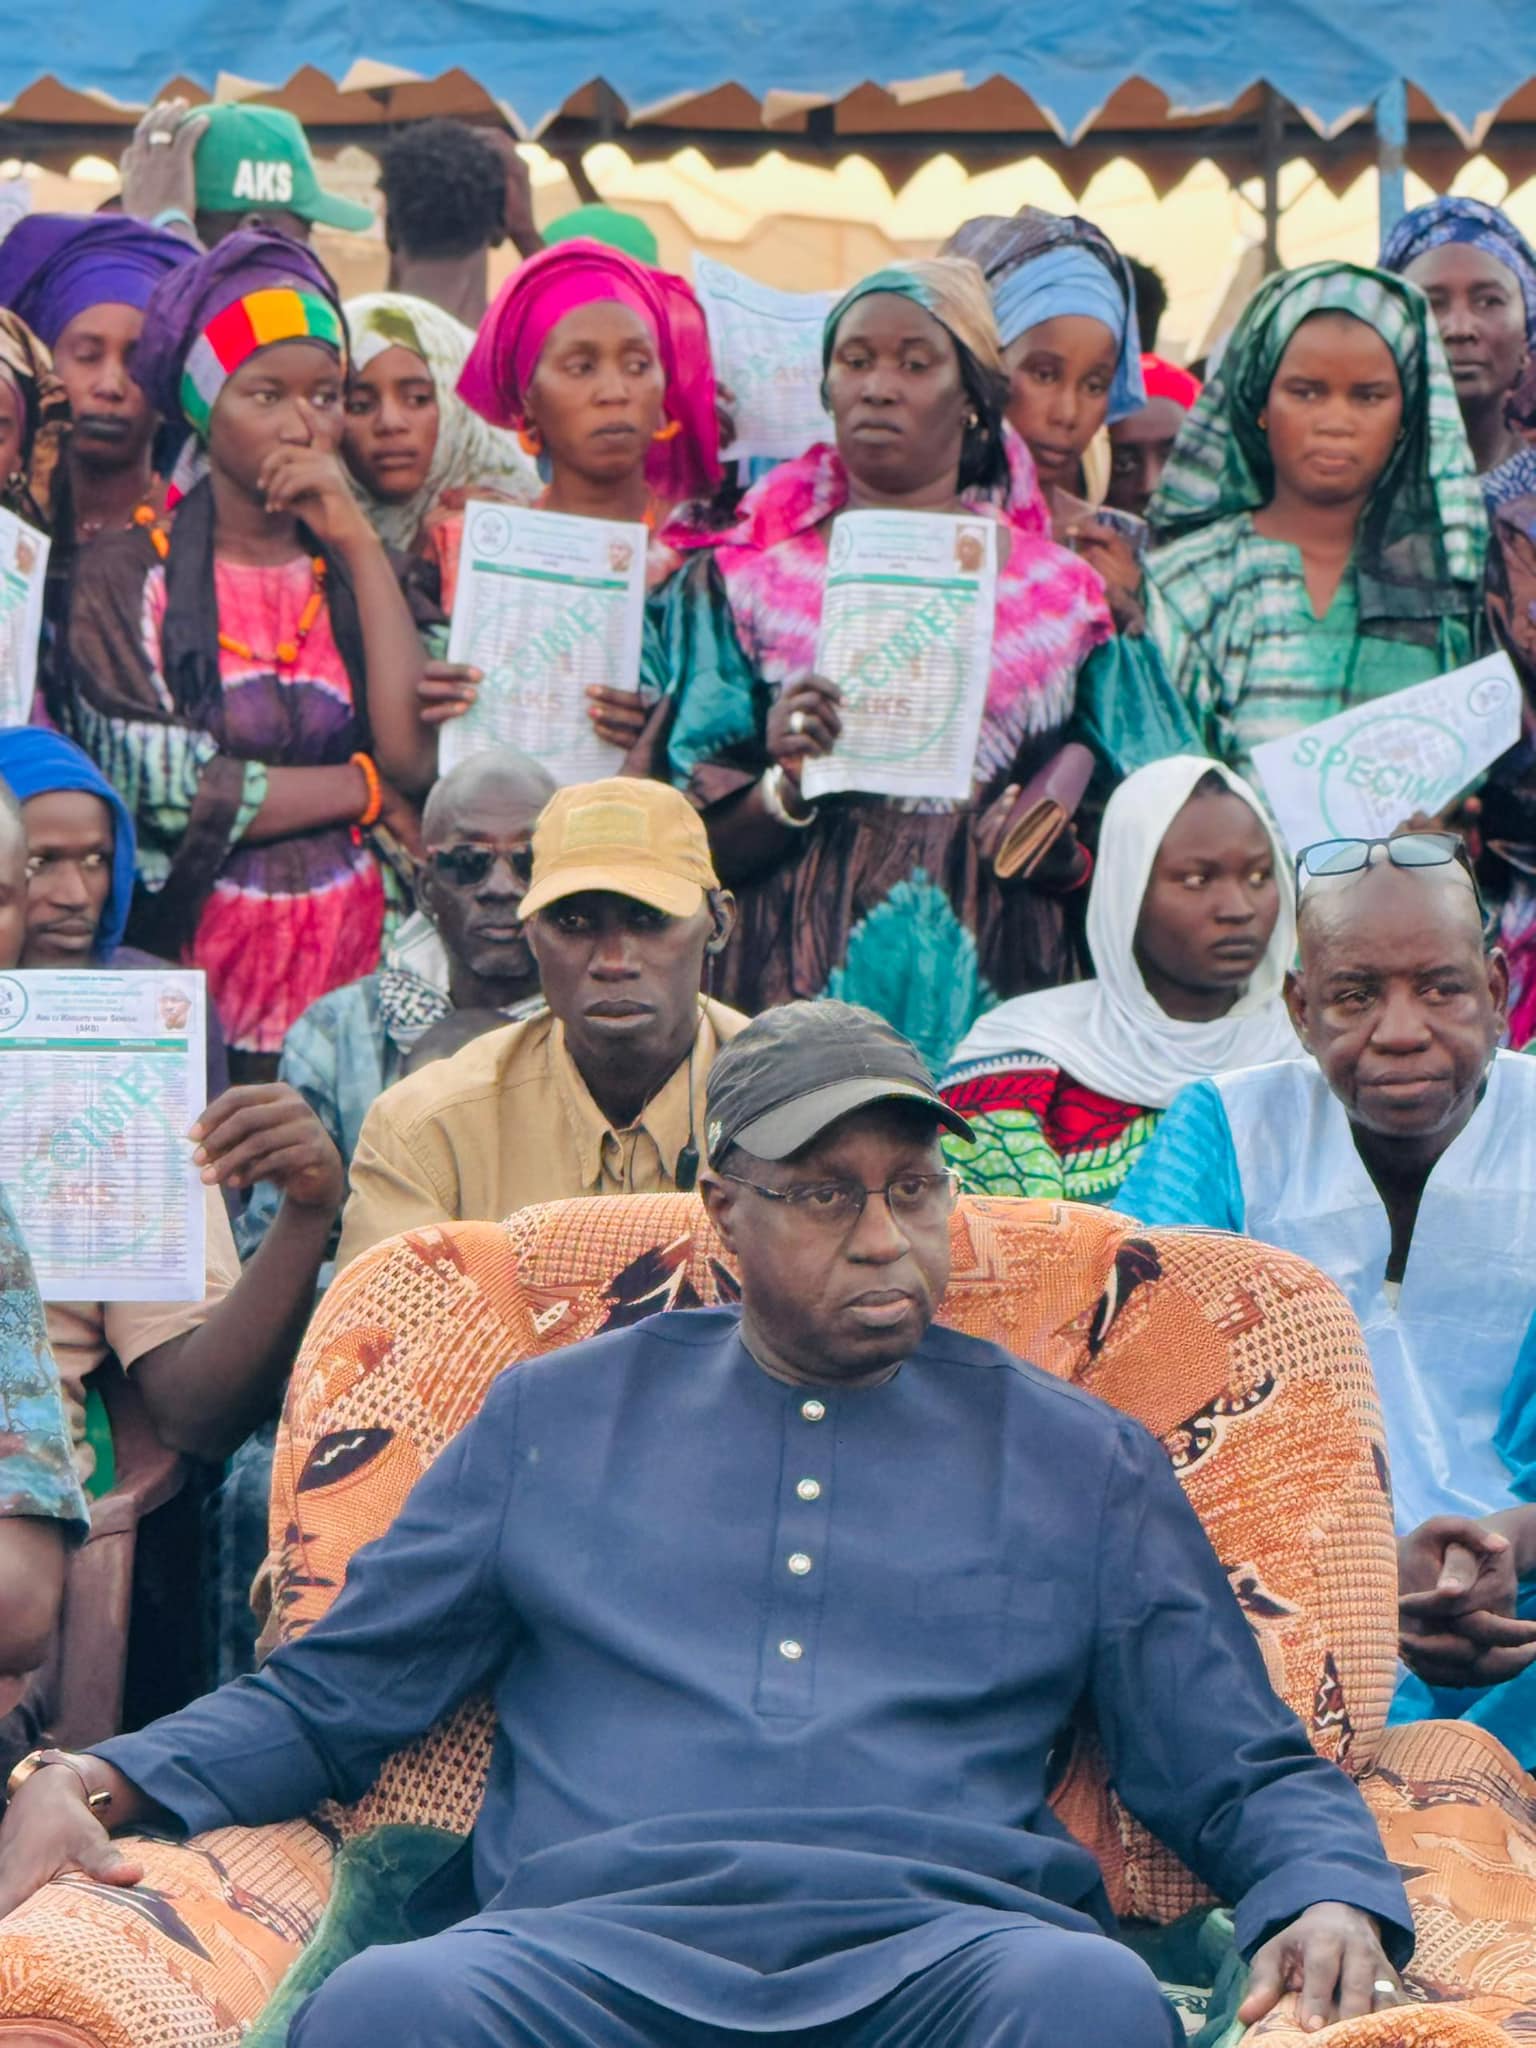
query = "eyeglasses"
(1295, 832, 1486, 917)
(1295, 831, 1479, 885)
(717, 1169, 959, 1232)
(427, 843, 534, 887)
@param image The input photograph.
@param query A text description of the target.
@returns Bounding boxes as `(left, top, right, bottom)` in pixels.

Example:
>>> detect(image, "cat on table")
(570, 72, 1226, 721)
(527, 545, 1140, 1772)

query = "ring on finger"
(147, 128, 175, 146)
(789, 710, 807, 736)
(1371, 1980, 1399, 2002)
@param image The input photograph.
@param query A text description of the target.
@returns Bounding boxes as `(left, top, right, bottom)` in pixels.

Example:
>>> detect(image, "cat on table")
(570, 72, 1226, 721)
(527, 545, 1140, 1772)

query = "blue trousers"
(289, 1921, 1181, 2047)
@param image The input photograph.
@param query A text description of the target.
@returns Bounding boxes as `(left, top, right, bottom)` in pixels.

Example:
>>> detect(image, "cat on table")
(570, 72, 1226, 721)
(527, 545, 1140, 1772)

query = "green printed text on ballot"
(1288, 714, 1468, 832)
(11, 1053, 179, 1206)
(824, 582, 973, 702)
(471, 564, 627, 591)
(469, 579, 625, 686)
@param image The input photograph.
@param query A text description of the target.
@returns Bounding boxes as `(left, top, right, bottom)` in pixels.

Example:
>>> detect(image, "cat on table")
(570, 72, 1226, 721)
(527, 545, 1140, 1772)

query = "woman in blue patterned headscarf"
(943, 208, 1144, 502)
(1381, 196, 1536, 478)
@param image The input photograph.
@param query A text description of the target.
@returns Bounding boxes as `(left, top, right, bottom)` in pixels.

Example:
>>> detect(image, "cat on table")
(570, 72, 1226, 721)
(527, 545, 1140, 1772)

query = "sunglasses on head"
(1294, 831, 1483, 904)
(427, 843, 534, 887)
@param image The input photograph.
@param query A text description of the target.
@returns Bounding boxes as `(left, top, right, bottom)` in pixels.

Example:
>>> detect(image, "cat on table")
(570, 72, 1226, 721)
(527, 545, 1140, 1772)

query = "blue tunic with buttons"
(97, 1308, 1411, 2026)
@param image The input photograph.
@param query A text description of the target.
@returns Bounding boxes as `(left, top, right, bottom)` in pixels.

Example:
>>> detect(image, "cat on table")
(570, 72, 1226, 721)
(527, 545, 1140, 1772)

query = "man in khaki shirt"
(0, 776, 347, 1721)
(338, 779, 747, 1268)
(0, 770, 348, 1487)
(46, 1184, 241, 1490)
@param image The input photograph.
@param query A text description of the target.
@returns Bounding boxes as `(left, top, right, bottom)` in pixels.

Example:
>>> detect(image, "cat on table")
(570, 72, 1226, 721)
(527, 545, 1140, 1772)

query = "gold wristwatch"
(5, 1748, 111, 1812)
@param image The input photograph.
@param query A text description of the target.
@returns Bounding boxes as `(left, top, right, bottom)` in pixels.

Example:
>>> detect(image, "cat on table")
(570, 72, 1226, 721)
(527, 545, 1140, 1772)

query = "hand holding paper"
(444, 502, 649, 786)
(1250, 653, 1523, 852)
(802, 510, 999, 804)
(767, 676, 843, 773)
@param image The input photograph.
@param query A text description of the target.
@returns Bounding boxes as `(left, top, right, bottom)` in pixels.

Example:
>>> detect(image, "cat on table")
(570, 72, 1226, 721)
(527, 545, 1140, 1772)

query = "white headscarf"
(950, 756, 1299, 1107)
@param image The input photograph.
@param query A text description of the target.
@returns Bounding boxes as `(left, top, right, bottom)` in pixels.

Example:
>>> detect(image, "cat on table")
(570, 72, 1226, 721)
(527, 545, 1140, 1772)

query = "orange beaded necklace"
(136, 502, 171, 560)
(215, 556, 328, 671)
(136, 508, 328, 673)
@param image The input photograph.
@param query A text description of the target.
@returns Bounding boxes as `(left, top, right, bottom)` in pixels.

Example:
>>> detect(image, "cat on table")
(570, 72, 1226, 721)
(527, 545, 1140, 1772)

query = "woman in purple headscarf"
(0, 214, 190, 545)
(57, 229, 428, 1078)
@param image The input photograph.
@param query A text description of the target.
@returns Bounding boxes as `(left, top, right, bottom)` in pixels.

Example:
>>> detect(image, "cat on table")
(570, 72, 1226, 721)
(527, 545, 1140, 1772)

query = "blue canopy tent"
(0, 2, 1533, 243)
(0, 2, 1529, 139)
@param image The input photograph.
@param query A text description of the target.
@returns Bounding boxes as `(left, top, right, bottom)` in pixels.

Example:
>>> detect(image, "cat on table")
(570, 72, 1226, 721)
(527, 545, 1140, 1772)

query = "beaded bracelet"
(351, 751, 384, 830)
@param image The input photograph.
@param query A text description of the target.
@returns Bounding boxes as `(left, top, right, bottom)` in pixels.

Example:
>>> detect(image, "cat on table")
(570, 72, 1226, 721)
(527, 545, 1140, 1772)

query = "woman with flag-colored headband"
(57, 229, 428, 1078)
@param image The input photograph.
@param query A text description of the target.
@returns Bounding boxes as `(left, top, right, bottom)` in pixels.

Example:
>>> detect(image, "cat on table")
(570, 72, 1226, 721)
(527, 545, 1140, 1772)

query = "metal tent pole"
(1260, 84, 1284, 272)
(1376, 78, 1408, 239)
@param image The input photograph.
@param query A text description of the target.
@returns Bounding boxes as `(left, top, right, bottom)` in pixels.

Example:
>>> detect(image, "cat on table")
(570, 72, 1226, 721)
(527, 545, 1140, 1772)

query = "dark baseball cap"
(704, 1000, 971, 1164)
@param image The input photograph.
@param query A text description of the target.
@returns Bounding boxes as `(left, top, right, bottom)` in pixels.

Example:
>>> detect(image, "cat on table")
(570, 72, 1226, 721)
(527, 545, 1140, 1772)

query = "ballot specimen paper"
(0, 507, 50, 725)
(694, 255, 835, 460)
(802, 511, 999, 803)
(443, 501, 648, 786)
(1250, 651, 1523, 851)
(0, 970, 207, 1302)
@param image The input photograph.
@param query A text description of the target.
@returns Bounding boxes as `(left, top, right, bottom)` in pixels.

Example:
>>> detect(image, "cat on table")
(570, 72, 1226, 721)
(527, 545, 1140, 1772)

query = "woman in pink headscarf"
(417, 238, 721, 755)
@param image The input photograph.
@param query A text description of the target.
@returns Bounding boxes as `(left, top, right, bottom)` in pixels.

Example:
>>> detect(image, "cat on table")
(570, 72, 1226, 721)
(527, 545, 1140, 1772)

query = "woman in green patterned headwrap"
(1145, 261, 1488, 781)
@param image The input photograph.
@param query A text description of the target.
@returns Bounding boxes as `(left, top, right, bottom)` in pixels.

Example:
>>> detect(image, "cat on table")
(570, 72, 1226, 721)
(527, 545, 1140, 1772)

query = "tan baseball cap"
(518, 778, 720, 922)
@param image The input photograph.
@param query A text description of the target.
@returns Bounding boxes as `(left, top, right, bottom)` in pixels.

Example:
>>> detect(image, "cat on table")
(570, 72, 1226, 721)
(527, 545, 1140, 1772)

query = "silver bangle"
(760, 764, 816, 829)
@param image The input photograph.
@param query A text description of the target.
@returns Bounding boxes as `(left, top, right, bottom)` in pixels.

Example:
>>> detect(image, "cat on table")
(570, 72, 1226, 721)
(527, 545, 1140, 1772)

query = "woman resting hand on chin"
(57, 229, 427, 1080)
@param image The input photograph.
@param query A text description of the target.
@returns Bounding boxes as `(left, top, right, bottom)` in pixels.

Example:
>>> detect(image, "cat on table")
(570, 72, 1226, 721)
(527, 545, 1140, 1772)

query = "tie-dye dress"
(60, 521, 388, 1057)
(653, 431, 1112, 1068)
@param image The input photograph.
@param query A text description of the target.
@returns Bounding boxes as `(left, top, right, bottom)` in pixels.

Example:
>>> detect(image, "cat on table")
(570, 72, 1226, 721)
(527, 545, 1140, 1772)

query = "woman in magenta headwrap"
(0, 214, 191, 546)
(57, 229, 427, 1078)
(411, 237, 720, 757)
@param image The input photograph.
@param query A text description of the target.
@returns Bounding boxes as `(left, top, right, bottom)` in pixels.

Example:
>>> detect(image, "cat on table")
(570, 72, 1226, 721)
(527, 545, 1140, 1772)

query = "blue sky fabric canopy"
(2, 1, 1534, 139)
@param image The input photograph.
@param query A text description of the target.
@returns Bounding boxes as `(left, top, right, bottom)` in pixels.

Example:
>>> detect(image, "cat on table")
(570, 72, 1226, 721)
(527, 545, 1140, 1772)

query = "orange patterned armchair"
(0, 1195, 1532, 2048)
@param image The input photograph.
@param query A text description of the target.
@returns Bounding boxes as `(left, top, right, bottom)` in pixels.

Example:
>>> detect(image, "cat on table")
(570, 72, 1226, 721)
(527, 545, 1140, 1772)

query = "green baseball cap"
(192, 105, 374, 233)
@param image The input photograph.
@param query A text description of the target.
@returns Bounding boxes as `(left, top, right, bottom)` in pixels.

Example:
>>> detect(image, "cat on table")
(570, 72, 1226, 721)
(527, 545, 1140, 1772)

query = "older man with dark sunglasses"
(239, 748, 556, 1266)
(1121, 829, 1536, 1772)
(0, 1000, 1411, 2045)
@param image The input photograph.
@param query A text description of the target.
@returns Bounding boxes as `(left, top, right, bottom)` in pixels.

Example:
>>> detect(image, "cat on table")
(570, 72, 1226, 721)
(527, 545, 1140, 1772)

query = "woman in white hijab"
(941, 755, 1298, 1204)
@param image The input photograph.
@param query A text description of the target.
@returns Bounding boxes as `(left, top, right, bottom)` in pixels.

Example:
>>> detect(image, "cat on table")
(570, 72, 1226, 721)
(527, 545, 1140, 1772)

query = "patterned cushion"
(0, 1194, 1532, 2048)
(0, 1821, 333, 2047)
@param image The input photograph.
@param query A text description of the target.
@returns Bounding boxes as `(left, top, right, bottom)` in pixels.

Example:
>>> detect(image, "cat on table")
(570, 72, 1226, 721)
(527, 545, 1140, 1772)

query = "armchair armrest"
(0, 1819, 334, 2048)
